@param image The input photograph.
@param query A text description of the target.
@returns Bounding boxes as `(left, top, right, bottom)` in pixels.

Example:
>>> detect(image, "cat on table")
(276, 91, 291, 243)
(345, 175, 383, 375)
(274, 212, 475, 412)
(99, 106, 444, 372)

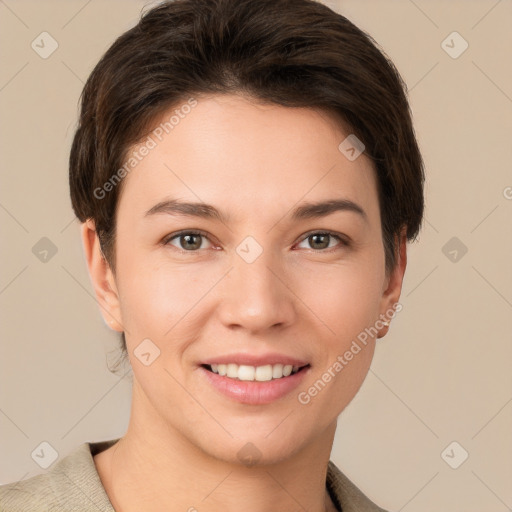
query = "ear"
(80, 219, 124, 332)
(377, 226, 407, 339)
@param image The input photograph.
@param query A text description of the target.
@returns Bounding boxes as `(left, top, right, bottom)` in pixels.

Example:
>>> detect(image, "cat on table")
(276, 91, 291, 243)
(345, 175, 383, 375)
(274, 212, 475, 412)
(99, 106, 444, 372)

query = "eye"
(296, 231, 349, 252)
(163, 230, 213, 251)
(162, 230, 349, 253)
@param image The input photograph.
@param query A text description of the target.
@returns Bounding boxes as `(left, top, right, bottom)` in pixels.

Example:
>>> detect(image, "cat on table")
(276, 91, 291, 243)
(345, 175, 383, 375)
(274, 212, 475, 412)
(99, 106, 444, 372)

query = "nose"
(216, 249, 297, 333)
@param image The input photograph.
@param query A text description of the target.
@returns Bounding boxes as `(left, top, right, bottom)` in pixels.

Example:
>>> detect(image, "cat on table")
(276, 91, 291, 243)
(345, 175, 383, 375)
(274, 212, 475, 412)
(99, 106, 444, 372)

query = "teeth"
(207, 363, 304, 381)
(255, 365, 272, 381)
(238, 365, 255, 381)
(227, 363, 238, 378)
(272, 364, 283, 378)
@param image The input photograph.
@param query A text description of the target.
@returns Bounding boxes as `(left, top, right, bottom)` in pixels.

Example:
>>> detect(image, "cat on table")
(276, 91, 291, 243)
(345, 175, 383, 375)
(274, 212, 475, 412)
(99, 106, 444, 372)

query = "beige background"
(1, 0, 511, 510)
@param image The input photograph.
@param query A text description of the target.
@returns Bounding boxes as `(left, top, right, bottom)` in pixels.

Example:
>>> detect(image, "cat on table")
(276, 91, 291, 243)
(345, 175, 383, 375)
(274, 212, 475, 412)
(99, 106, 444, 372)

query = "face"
(85, 93, 406, 465)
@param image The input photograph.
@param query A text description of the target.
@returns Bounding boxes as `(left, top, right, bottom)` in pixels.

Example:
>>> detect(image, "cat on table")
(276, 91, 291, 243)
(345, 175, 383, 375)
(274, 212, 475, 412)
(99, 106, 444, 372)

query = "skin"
(82, 93, 407, 512)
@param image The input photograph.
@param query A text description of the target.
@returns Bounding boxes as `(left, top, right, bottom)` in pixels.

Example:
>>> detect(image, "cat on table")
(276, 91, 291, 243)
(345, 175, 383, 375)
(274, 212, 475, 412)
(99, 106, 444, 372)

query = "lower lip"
(199, 365, 310, 405)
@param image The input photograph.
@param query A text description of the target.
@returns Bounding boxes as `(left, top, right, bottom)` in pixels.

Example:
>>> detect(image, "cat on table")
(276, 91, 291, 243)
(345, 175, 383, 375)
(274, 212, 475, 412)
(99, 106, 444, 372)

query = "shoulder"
(0, 440, 118, 512)
(0, 470, 53, 512)
(326, 460, 391, 512)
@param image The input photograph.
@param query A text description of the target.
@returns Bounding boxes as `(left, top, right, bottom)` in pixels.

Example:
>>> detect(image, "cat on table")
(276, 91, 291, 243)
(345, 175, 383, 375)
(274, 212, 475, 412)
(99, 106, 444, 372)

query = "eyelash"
(161, 229, 350, 254)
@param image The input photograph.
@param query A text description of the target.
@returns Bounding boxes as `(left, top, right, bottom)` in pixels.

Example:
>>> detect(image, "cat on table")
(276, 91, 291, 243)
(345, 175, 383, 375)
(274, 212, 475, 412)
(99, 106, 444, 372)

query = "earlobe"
(80, 219, 124, 333)
(377, 227, 408, 339)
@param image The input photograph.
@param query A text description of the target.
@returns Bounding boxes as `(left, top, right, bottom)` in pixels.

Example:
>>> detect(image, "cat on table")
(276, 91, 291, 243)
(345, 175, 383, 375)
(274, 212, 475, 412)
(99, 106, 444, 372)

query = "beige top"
(0, 439, 389, 511)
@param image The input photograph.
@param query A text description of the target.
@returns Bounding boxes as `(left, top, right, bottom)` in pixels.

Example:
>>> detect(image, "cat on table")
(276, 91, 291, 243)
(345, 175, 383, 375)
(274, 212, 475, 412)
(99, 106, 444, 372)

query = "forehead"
(117, 94, 379, 225)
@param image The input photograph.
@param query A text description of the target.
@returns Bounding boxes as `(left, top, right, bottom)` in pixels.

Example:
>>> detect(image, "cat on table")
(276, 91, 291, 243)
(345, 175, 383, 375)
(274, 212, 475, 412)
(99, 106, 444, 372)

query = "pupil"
(311, 234, 329, 249)
(182, 234, 201, 250)
(179, 234, 330, 250)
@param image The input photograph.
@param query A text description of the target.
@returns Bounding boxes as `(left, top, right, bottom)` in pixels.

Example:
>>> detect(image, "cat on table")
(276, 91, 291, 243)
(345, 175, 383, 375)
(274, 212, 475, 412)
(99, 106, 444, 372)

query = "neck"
(96, 383, 339, 512)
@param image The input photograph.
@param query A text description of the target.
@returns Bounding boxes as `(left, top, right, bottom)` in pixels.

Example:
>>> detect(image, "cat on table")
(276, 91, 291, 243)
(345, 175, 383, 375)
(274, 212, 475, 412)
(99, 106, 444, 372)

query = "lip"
(199, 364, 310, 405)
(201, 352, 309, 367)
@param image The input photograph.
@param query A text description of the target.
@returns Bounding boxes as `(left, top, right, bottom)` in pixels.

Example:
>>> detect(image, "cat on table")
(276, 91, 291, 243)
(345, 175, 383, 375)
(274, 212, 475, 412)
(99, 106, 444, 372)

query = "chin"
(194, 428, 309, 468)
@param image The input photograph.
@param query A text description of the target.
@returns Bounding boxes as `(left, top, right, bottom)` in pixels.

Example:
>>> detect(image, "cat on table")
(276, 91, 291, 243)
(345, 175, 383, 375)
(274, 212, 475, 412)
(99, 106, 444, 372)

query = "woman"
(0, 0, 424, 510)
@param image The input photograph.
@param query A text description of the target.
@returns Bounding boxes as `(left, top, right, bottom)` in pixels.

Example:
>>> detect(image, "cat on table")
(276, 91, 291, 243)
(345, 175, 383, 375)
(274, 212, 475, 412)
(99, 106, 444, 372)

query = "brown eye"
(164, 231, 212, 251)
(308, 233, 330, 250)
(178, 233, 202, 250)
(297, 231, 347, 251)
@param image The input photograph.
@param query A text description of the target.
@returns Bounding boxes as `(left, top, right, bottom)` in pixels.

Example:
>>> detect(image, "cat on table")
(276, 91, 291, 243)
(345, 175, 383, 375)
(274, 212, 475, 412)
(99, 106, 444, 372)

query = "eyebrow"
(144, 198, 368, 224)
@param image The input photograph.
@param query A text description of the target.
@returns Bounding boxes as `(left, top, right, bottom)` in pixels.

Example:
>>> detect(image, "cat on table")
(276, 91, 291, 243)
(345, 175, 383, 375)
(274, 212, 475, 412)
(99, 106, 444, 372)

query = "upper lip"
(201, 353, 310, 367)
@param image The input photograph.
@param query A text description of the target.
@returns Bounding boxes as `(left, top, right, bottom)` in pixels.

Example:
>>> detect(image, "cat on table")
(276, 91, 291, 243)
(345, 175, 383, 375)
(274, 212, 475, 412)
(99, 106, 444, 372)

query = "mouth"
(199, 362, 311, 404)
(200, 363, 310, 382)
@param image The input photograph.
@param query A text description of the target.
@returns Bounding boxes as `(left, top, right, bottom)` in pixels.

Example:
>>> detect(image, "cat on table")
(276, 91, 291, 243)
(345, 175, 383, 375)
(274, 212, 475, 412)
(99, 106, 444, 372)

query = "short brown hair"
(69, 0, 424, 361)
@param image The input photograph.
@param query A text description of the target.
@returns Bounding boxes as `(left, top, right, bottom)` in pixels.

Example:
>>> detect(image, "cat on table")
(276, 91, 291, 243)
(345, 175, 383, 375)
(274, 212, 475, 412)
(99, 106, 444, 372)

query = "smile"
(199, 363, 311, 404)
(203, 363, 308, 381)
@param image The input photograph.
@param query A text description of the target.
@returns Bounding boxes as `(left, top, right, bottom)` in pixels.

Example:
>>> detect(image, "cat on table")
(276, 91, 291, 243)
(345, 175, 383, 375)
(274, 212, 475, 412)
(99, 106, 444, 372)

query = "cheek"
(294, 257, 384, 340)
(116, 236, 385, 351)
(114, 249, 176, 336)
(116, 254, 217, 347)
(292, 256, 383, 407)
(297, 273, 379, 419)
(118, 271, 168, 330)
